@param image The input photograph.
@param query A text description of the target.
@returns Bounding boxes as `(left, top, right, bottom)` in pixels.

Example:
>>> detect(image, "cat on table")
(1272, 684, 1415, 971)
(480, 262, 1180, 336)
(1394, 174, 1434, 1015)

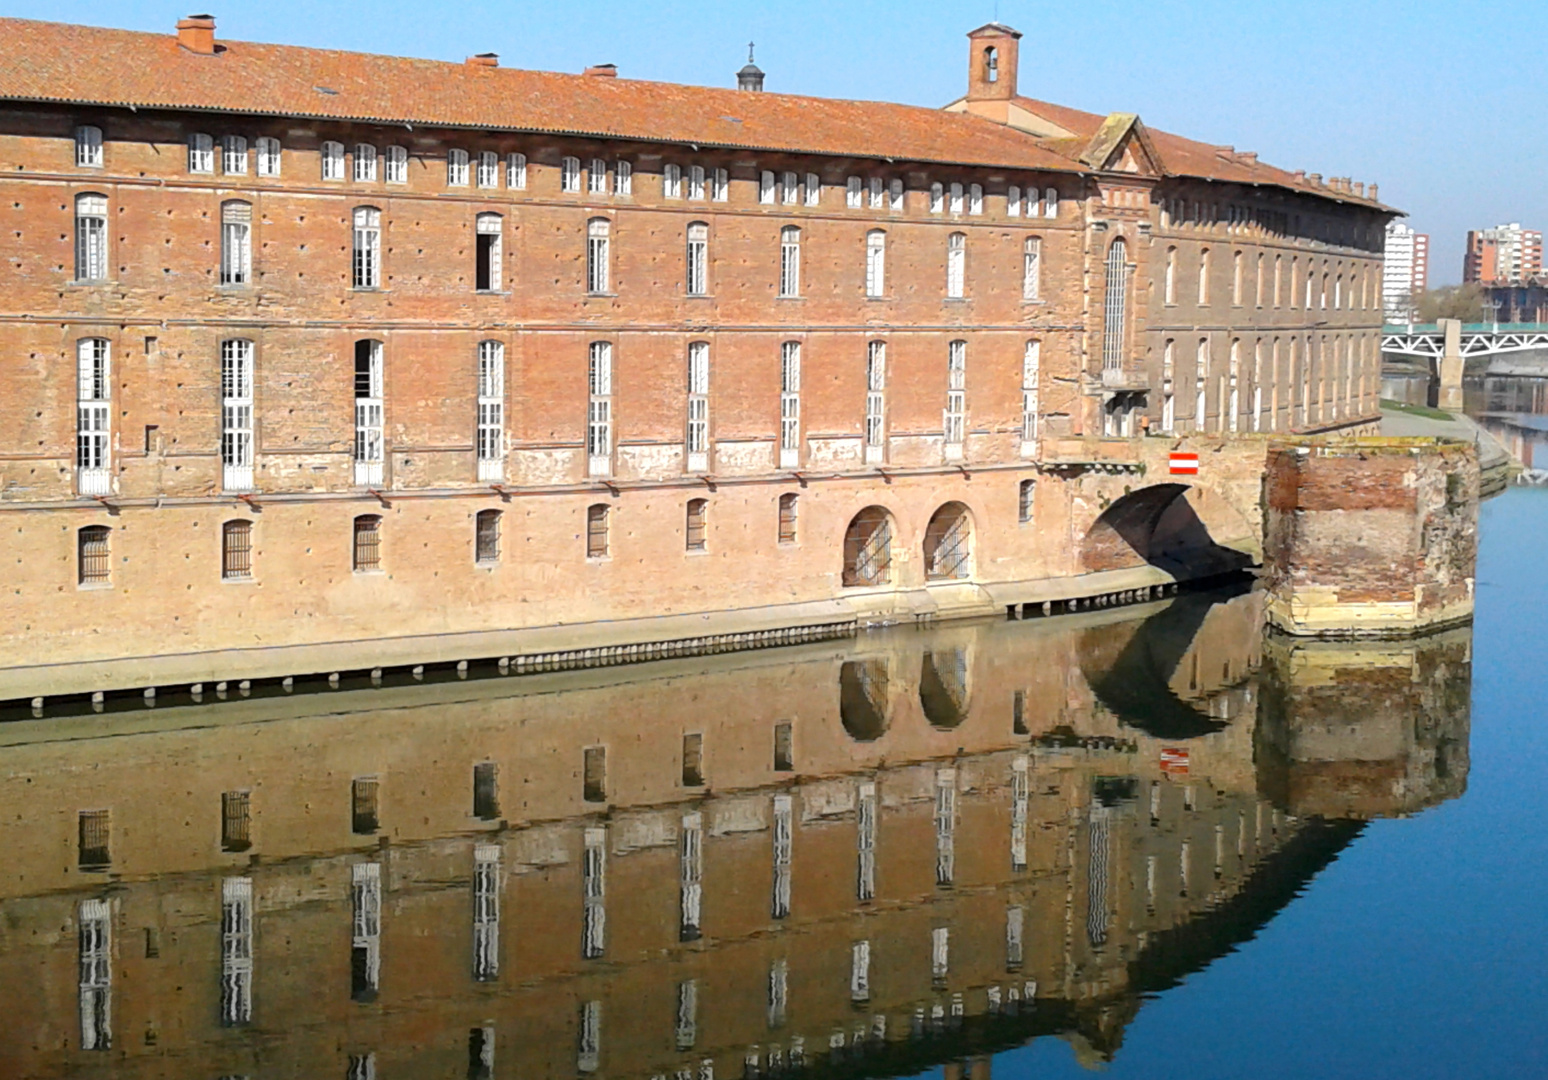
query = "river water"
(2, 490, 1546, 1079)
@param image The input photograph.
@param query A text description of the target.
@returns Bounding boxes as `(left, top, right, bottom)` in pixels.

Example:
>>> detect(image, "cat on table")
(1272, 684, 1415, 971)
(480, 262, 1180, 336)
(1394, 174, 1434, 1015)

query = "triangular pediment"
(1077, 113, 1164, 176)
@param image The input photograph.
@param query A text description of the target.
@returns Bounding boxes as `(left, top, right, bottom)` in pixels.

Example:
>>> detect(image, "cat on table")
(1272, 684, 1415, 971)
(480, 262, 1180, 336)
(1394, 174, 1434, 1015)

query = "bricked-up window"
(473, 762, 500, 820)
(586, 218, 610, 294)
(711, 167, 728, 202)
(476, 150, 499, 189)
(1044, 187, 1059, 218)
(682, 733, 704, 786)
(222, 134, 248, 175)
(320, 140, 345, 181)
(221, 339, 255, 491)
(688, 165, 705, 200)
(561, 156, 581, 193)
(1162, 339, 1176, 433)
(686, 223, 708, 296)
(351, 777, 379, 833)
(587, 341, 613, 476)
(1165, 246, 1177, 304)
(585, 504, 609, 559)
(846, 176, 862, 208)
(685, 499, 707, 552)
(865, 341, 886, 460)
(447, 148, 470, 186)
(222, 520, 253, 580)
(686, 341, 709, 471)
(950, 182, 964, 214)
(1103, 238, 1130, 375)
(865, 230, 885, 298)
(352, 207, 381, 289)
(475, 213, 503, 291)
(78, 897, 112, 1049)
(583, 747, 607, 803)
(220, 201, 252, 286)
(969, 183, 984, 215)
(476, 340, 505, 481)
(353, 143, 376, 182)
(1022, 236, 1041, 301)
(944, 340, 967, 447)
(189, 132, 214, 173)
(74, 194, 108, 282)
(1022, 340, 1040, 445)
(475, 509, 501, 564)
(353, 515, 382, 573)
(78, 525, 111, 585)
(779, 341, 801, 468)
(76, 338, 111, 495)
(588, 157, 607, 195)
(868, 177, 884, 210)
(777, 493, 798, 544)
(1198, 247, 1211, 305)
(759, 170, 775, 204)
(805, 173, 821, 207)
(256, 137, 282, 178)
(930, 182, 944, 214)
(1019, 479, 1036, 523)
(614, 160, 632, 195)
(354, 340, 384, 485)
(664, 163, 682, 198)
(76, 125, 103, 167)
(505, 152, 526, 189)
(79, 809, 110, 868)
(779, 227, 801, 297)
(222, 790, 252, 851)
(946, 232, 966, 299)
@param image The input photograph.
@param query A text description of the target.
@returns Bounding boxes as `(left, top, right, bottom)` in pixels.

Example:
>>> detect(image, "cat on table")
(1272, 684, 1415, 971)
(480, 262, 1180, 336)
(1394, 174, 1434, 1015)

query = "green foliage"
(1416, 284, 1486, 323)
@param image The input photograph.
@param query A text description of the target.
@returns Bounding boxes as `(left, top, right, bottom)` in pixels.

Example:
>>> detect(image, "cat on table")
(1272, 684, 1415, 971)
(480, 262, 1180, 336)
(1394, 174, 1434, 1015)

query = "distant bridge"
(1382, 323, 1548, 360)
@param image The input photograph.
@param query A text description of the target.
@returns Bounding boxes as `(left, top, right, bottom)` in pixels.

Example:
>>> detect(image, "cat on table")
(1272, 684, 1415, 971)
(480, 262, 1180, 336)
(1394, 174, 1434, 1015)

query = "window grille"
(352, 207, 381, 288)
(664, 163, 682, 198)
(949, 182, 964, 214)
(782, 171, 798, 205)
(473, 845, 500, 980)
(851, 940, 871, 1003)
(1103, 239, 1129, 373)
(353, 143, 376, 182)
(221, 791, 251, 851)
(856, 781, 876, 900)
(842, 507, 892, 587)
(779, 227, 800, 297)
(865, 341, 885, 459)
(78, 525, 111, 585)
(934, 769, 956, 886)
(680, 812, 703, 941)
(930, 182, 944, 213)
(944, 341, 966, 446)
(352, 516, 382, 573)
(220, 201, 252, 286)
(75, 193, 108, 282)
(475, 212, 502, 291)
(686, 223, 708, 296)
(477, 150, 500, 189)
(1021, 340, 1040, 445)
(586, 504, 608, 559)
(868, 177, 884, 210)
(353, 340, 384, 485)
(256, 137, 282, 177)
(771, 794, 792, 919)
(779, 341, 801, 468)
(586, 218, 610, 294)
(321, 141, 344, 181)
(189, 132, 214, 173)
(1011, 756, 1029, 868)
(78, 898, 112, 1050)
(614, 160, 631, 195)
(447, 148, 469, 186)
(685, 499, 707, 551)
(351, 863, 381, 1000)
(78, 809, 110, 867)
(76, 125, 103, 167)
(582, 826, 606, 956)
(686, 341, 709, 471)
(805, 173, 820, 206)
(711, 167, 728, 201)
(865, 230, 885, 297)
(1007, 184, 1021, 216)
(774, 721, 794, 770)
(777, 493, 798, 544)
(477, 340, 504, 480)
(380, 144, 404, 183)
(587, 341, 612, 476)
(578, 1000, 602, 1073)
(561, 156, 581, 192)
(846, 176, 862, 208)
(76, 337, 111, 495)
(221, 877, 253, 1026)
(969, 183, 983, 215)
(687, 164, 706, 200)
(1018, 479, 1036, 524)
(1044, 187, 1058, 218)
(889, 178, 904, 212)
(475, 510, 501, 564)
(588, 157, 607, 195)
(1022, 236, 1040, 300)
(222, 520, 253, 580)
(946, 232, 966, 298)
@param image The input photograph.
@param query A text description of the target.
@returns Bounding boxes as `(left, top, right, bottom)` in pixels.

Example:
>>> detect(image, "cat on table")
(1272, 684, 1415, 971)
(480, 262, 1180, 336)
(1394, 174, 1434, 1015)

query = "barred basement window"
(686, 341, 709, 471)
(505, 152, 526, 189)
(219, 134, 247, 175)
(473, 761, 500, 819)
(222, 520, 253, 580)
(682, 732, 704, 786)
(475, 509, 501, 564)
(1008, 184, 1021, 216)
(779, 341, 801, 468)
(222, 790, 252, 851)
(75, 193, 108, 282)
(685, 499, 707, 552)
(76, 338, 111, 495)
(1022, 236, 1041, 300)
(711, 167, 728, 201)
(476, 340, 505, 481)
(354, 143, 377, 182)
(79, 809, 111, 868)
(946, 232, 966, 298)
(688, 164, 706, 200)
(220, 200, 251, 286)
(351, 777, 380, 834)
(586, 504, 609, 559)
(256, 137, 282, 178)
(779, 226, 800, 297)
(78, 525, 111, 585)
(477, 150, 500, 189)
(220, 877, 253, 1026)
(1018, 479, 1036, 524)
(865, 230, 885, 297)
(352, 207, 381, 288)
(777, 493, 798, 544)
(930, 181, 944, 213)
(586, 218, 610, 294)
(353, 340, 384, 485)
(352, 516, 382, 573)
(587, 341, 612, 476)
(447, 148, 469, 186)
(475, 213, 503, 291)
(321, 140, 344, 181)
(189, 132, 214, 173)
(686, 222, 708, 296)
(664, 163, 682, 198)
(76, 125, 103, 167)
(588, 157, 607, 195)
(846, 176, 862, 208)
(614, 160, 631, 195)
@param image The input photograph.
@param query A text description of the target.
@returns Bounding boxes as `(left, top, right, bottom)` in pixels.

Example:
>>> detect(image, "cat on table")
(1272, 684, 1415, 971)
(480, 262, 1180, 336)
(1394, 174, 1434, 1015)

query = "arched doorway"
(843, 507, 894, 586)
(923, 502, 973, 580)
(840, 659, 890, 741)
(920, 648, 971, 729)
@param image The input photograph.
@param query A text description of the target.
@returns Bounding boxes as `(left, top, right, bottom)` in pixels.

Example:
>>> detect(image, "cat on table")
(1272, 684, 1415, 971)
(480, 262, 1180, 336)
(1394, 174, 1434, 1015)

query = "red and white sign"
(1169, 451, 1199, 475)
(1160, 747, 1190, 776)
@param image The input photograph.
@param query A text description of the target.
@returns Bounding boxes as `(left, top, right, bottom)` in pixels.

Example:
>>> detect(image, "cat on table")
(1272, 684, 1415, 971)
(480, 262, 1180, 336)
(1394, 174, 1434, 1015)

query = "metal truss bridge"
(1382, 323, 1548, 360)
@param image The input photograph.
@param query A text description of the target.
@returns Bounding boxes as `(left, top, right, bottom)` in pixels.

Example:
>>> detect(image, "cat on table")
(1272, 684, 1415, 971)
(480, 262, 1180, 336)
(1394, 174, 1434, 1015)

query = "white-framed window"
(220, 877, 253, 1026)
(711, 167, 728, 202)
(772, 793, 793, 918)
(321, 141, 345, 181)
(889, 178, 904, 213)
(805, 173, 820, 207)
(221, 339, 255, 492)
(664, 163, 682, 199)
(477, 340, 505, 481)
(1022, 236, 1041, 300)
(779, 226, 800, 298)
(1044, 187, 1058, 218)
(384, 145, 406, 183)
(220, 200, 251, 287)
(949, 182, 964, 214)
(686, 222, 708, 296)
(472, 846, 500, 980)
(1007, 184, 1021, 216)
(76, 338, 111, 495)
(782, 171, 798, 205)
(588, 342, 613, 477)
(354, 340, 384, 486)
(846, 176, 862, 208)
(506, 152, 526, 189)
(857, 781, 877, 898)
(865, 229, 885, 298)
(868, 177, 884, 210)
(779, 341, 800, 468)
(256, 137, 282, 178)
(930, 182, 944, 214)
(865, 341, 886, 461)
(475, 212, 503, 292)
(1104, 238, 1129, 374)
(188, 132, 214, 173)
(1028, 188, 1042, 217)
(582, 830, 606, 953)
(934, 769, 957, 886)
(759, 170, 775, 204)
(477, 150, 500, 189)
(614, 160, 632, 195)
(74, 193, 108, 282)
(561, 156, 581, 193)
(1021, 340, 1040, 447)
(946, 232, 966, 299)
(222, 135, 248, 175)
(969, 183, 984, 215)
(75, 125, 103, 167)
(352, 206, 381, 289)
(586, 218, 610, 294)
(688, 165, 705, 200)
(686, 341, 710, 472)
(78, 898, 112, 1050)
(354, 144, 377, 182)
(588, 157, 607, 195)
(945, 340, 966, 447)
(447, 148, 469, 186)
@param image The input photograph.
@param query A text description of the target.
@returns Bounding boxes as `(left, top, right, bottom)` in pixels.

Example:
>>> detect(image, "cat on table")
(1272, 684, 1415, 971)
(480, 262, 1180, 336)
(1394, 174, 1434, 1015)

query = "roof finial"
(748, 41, 755, 64)
(737, 42, 765, 92)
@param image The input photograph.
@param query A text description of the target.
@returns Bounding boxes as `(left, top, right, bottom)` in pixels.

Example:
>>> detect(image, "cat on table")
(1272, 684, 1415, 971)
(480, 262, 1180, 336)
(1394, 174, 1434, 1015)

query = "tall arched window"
(1227, 339, 1241, 433)
(924, 503, 972, 581)
(1102, 238, 1129, 374)
(74, 193, 108, 282)
(946, 233, 966, 298)
(686, 341, 710, 472)
(779, 227, 801, 297)
(586, 218, 610, 294)
(983, 45, 999, 82)
(865, 341, 887, 462)
(220, 200, 251, 286)
(686, 222, 708, 297)
(1021, 340, 1040, 447)
(353, 340, 384, 486)
(1197, 246, 1211, 305)
(352, 207, 380, 289)
(588, 342, 613, 477)
(1022, 237, 1041, 300)
(476, 341, 504, 481)
(1195, 338, 1210, 432)
(474, 212, 503, 292)
(320, 140, 344, 181)
(865, 230, 886, 298)
(944, 341, 967, 453)
(221, 339, 254, 492)
(779, 342, 801, 468)
(1164, 246, 1177, 304)
(76, 338, 111, 494)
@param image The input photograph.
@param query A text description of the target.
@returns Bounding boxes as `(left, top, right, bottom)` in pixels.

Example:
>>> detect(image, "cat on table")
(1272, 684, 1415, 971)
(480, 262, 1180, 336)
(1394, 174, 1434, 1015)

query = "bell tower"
(965, 23, 1020, 105)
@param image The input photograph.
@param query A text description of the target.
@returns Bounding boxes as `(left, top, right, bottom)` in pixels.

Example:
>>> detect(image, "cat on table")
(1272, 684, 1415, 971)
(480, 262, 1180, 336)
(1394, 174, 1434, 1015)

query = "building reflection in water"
(0, 582, 1471, 1078)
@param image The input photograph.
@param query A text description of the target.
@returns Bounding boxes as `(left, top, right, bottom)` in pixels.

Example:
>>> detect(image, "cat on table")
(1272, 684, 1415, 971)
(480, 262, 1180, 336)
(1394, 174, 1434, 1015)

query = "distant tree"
(1416, 284, 1486, 323)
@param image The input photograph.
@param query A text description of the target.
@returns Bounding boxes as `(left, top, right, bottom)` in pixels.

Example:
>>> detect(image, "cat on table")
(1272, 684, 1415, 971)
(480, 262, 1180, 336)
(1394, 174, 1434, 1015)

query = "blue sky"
(8, 0, 1539, 284)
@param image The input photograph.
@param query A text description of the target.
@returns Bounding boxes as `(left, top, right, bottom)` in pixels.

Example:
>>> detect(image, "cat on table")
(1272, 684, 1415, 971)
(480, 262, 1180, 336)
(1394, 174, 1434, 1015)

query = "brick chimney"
(965, 24, 1020, 104)
(466, 53, 499, 67)
(584, 63, 617, 78)
(176, 14, 216, 55)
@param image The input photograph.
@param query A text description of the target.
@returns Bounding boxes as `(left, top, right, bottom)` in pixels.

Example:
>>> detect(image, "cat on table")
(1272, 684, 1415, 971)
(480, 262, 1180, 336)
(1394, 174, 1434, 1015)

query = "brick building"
(0, 16, 1392, 690)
